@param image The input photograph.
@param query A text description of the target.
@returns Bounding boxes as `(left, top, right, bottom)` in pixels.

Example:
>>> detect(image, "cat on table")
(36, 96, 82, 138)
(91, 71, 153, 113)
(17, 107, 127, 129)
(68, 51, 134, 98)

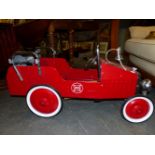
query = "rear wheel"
(26, 85, 62, 117)
(122, 96, 154, 123)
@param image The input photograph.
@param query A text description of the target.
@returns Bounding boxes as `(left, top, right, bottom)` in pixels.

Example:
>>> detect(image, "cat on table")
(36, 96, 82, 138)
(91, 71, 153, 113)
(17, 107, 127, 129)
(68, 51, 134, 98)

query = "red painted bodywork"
(6, 58, 138, 99)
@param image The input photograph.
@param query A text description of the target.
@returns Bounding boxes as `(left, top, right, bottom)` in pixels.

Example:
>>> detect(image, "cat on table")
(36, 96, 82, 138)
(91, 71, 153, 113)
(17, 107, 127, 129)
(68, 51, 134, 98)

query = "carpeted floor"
(0, 85, 155, 135)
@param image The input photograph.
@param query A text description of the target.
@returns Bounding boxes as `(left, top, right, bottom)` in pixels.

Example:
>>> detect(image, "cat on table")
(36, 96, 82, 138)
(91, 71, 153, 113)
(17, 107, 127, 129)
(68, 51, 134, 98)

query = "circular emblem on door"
(71, 82, 83, 94)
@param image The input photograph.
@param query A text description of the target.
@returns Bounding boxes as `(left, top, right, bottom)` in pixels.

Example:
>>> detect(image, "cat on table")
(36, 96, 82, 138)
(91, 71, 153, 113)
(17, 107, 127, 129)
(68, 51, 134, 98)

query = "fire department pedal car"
(6, 46, 154, 123)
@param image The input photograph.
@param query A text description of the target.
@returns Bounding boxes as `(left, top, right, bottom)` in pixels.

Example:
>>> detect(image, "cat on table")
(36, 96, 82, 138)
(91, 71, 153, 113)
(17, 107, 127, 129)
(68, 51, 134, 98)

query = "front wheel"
(122, 96, 154, 123)
(26, 85, 62, 117)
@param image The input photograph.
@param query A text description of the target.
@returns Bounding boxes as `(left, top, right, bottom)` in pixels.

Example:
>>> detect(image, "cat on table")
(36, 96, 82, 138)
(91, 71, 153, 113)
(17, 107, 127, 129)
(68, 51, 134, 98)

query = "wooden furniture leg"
(69, 29, 74, 62)
(48, 22, 55, 49)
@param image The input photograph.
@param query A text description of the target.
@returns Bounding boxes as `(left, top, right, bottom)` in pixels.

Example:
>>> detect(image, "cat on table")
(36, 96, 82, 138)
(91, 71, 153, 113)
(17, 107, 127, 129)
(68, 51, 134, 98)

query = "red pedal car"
(6, 46, 154, 123)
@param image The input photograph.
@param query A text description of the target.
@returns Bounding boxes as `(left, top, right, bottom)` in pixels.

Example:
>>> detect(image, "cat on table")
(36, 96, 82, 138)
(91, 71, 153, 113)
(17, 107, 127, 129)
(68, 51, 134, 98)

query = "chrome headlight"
(141, 79, 152, 91)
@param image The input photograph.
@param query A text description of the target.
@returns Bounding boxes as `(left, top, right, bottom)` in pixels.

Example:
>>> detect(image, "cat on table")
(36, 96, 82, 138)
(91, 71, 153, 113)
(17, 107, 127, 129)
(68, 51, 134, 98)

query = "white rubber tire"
(123, 96, 154, 123)
(26, 85, 62, 118)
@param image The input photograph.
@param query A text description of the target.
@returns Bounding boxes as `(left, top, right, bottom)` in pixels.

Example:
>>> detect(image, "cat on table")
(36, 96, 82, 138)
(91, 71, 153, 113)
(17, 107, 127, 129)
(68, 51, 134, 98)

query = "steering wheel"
(85, 56, 97, 69)
(84, 45, 101, 80)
